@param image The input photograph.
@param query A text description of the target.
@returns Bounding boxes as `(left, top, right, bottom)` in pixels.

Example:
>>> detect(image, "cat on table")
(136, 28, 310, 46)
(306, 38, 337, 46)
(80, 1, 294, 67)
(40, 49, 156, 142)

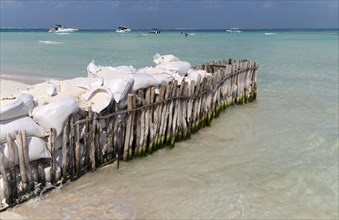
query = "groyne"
(0, 59, 258, 210)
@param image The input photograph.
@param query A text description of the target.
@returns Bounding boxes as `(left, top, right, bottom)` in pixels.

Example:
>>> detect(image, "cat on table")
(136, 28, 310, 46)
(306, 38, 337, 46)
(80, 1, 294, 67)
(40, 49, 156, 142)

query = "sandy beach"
(0, 74, 45, 98)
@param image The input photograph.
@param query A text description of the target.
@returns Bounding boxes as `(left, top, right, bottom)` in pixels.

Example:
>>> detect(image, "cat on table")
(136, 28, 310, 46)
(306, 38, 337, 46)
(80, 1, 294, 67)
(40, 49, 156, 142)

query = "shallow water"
(1, 29, 338, 219)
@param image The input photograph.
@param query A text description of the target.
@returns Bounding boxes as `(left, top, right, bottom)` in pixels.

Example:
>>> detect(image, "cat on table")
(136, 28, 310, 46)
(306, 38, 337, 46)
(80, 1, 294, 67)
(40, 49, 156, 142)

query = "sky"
(0, 0, 338, 29)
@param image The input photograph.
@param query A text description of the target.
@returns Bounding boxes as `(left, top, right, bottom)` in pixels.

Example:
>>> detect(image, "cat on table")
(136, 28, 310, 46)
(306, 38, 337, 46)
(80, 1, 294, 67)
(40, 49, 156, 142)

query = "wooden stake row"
(0, 59, 258, 209)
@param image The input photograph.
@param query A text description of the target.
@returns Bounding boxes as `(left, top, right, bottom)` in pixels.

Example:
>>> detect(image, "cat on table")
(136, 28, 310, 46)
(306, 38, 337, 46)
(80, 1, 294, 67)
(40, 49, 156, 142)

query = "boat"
(116, 26, 131, 33)
(48, 24, 78, 33)
(226, 28, 242, 33)
(149, 28, 160, 34)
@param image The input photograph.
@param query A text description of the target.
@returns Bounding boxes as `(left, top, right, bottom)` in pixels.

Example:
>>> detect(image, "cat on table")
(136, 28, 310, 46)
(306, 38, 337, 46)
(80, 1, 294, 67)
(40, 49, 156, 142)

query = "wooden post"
(134, 91, 142, 157)
(155, 85, 166, 148)
(181, 81, 189, 139)
(94, 117, 101, 165)
(75, 121, 81, 177)
(69, 115, 75, 178)
(144, 87, 151, 154)
(171, 81, 181, 144)
(148, 87, 156, 154)
(137, 89, 146, 156)
(37, 160, 46, 187)
(85, 108, 93, 169)
(21, 131, 33, 193)
(15, 131, 27, 193)
(106, 116, 114, 159)
(192, 75, 201, 133)
(159, 82, 172, 146)
(123, 95, 134, 161)
(6, 134, 17, 202)
(0, 151, 10, 205)
(90, 114, 97, 172)
(166, 81, 177, 146)
(49, 128, 57, 183)
(62, 121, 69, 179)
(186, 80, 195, 136)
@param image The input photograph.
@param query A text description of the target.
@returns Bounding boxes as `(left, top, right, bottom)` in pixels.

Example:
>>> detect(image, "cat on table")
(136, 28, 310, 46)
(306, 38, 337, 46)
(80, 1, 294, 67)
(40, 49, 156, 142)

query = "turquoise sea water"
(1, 29, 338, 219)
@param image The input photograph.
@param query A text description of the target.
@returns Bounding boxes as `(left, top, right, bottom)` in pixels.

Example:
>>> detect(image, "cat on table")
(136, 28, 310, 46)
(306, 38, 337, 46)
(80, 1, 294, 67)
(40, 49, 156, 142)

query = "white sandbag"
(99, 66, 135, 78)
(83, 88, 114, 113)
(57, 77, 93, 98)
(132, 73, 160, 91)
(104, 75, 134, 103)
(0, 137, 50, 168)
(78, 75, 133, 113)
(0, 116, 46, 143)
(77, 77, 103, 96)
(136, 67, 174, 83)
(87, 60, 102, 77)
(32, 96, 79, 136)
(185, 69, 212, 84)
(156, 61, 192, 76)
(87, 60, 135, 79)
(45, 80, 60, 96)
(27, 80, 60, 99)
(153, 53, 180, 65)
(151, 73, 174, 84)
(0, 94, 35, 120)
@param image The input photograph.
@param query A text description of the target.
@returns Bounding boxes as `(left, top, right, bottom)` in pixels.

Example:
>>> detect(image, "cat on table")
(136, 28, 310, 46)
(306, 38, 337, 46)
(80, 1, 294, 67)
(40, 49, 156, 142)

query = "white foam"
(38, 40, 64, 45)
(55, 33, 70, 35)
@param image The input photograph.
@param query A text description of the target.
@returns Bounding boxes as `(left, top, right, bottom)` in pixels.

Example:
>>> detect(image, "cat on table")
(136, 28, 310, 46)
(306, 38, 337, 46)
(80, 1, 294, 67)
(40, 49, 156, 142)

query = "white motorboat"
(116, 26, 131, 33)
(49, 24, 78, 33)
(149, 28, 160, 34)
(226, 28, 242, 33)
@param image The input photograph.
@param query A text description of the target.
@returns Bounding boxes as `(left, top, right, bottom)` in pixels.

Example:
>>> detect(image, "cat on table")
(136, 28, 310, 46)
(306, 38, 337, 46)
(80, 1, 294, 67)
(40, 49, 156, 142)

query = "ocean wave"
(38, 40, 64, 44)
(55, 33, 70, 35)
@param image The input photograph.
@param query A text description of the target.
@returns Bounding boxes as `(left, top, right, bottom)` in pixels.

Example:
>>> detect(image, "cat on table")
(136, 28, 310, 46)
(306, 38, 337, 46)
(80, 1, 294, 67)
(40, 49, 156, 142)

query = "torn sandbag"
(0, 94, 35, 120)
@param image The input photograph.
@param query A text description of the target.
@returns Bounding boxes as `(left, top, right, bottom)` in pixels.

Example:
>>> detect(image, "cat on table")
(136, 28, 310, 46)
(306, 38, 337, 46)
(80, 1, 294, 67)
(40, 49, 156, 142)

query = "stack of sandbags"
(135, 67, 174, 84)
(0, 137, 51, 168)
(85, 61, 135, 113)
(152, 53, 192, 81)
(184, 69, 212, 85)
(131, 73, 161, 91)
(31, 96, 79, 137)
(0, 94, 50, 168)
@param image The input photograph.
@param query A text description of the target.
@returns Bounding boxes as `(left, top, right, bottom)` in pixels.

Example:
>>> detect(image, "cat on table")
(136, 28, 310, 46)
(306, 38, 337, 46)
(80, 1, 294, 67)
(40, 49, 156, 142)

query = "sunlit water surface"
(1, 29, 338, 219)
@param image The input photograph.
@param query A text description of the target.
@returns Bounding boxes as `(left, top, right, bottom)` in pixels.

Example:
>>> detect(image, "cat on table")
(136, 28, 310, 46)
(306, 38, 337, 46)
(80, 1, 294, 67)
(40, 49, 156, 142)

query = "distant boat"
(226, 28, 242, 33)
(116, 26, 131, 33)
(265, 33, 275, 35)
(149, 28, 160, 34)
(48, 24, 78, 33)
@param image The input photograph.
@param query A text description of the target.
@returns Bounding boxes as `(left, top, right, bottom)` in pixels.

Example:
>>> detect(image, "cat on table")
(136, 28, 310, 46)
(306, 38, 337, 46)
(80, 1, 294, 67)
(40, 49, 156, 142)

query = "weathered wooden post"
(75, 121, 81, 177)
(15, 131, 27, 193)
(0, 151, 9, 205)
(21, 130, 33, 193)
(6, 134, 17, 203)
(123, 94, 134, 161)
(90, 113, 97, 172)
(49, 128, 57, 183)
(62, 120, 69, 179)
(148, 87, 156, 153)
